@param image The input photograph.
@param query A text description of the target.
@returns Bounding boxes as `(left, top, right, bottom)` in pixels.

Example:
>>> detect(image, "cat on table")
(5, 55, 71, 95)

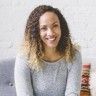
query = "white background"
(0, 0, 96, 95)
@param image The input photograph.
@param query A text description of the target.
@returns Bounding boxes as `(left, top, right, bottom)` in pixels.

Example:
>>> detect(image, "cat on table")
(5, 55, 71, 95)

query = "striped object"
(80, 64, 91, 96)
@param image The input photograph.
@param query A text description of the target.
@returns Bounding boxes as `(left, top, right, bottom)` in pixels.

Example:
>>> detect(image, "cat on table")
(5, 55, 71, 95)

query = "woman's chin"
(45, 44, 57, 49)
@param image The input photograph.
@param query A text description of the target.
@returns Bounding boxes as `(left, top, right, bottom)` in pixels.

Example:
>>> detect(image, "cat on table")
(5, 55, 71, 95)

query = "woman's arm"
(65, 51, 82, 96)
(14, 54, 34, 96)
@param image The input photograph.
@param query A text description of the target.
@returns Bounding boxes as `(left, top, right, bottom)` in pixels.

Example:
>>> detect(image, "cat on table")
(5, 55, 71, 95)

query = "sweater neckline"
(41, 56, 65, 65)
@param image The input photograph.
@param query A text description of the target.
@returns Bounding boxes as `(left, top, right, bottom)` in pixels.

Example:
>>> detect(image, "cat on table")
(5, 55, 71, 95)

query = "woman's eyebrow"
(40, 25, 47, 28)
(52, 21, 58, 25)
(40, 21, 58, 28)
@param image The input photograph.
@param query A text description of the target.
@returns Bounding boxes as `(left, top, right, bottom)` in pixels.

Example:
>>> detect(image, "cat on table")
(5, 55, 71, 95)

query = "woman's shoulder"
(16, 52, 28, 60)
(74, 49, 82, 60)
(15, 52, 29, 66)
(15, 53, 35, 73)
(67, 50, 82, 71)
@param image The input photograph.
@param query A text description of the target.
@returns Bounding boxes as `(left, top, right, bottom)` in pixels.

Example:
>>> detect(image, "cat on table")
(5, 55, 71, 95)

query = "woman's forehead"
(39, 12, 60, 26)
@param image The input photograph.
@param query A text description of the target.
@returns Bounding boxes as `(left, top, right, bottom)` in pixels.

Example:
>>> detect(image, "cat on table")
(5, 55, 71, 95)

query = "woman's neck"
(43, 47, 63, 62)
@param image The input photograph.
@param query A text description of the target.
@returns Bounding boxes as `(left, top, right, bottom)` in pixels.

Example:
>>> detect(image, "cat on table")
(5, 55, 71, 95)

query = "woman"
(14, 5, 82, 96)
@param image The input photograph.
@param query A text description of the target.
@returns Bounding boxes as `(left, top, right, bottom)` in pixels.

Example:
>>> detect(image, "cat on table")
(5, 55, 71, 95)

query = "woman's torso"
(30, 58, 69, 96)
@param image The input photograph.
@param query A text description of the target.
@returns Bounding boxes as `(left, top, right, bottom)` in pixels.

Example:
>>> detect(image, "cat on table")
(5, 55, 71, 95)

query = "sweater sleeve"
(14, 54, 34, 96)
(65, 51, 82, 96)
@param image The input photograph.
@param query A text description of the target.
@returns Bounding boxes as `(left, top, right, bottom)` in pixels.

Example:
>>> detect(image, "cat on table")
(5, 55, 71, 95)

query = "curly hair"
(20, 5, 77, 71)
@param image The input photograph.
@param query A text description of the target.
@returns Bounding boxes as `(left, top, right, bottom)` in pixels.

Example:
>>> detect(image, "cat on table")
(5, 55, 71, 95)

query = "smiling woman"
(39, 12, 61, 48)
(14, 5, 82, 96)
(39, 12, 62, 61)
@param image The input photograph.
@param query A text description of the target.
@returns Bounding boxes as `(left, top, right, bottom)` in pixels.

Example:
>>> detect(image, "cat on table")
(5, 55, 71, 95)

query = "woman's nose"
(47, 28, 54, 36)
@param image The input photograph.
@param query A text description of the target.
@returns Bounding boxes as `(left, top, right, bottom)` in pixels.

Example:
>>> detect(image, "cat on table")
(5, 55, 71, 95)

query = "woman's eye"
(40, 27, 47, 31)
(53, 24, 58, 27)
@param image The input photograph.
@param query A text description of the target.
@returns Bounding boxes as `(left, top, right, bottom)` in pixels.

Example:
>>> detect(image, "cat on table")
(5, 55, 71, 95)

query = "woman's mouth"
(46, 37, 56, 41)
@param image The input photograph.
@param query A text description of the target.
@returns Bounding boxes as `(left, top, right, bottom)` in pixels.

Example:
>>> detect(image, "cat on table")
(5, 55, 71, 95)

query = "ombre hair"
(20, 5, 78, 71)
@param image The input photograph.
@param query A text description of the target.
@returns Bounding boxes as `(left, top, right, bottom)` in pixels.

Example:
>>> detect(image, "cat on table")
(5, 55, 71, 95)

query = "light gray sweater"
(14, 51, 82, 96)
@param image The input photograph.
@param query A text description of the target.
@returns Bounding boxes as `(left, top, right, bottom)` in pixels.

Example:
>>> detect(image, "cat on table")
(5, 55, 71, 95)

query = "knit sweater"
(14, 51, 82, 96)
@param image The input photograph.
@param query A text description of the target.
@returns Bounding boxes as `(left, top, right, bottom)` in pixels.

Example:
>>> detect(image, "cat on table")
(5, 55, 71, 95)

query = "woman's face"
(39, 12, 61, 49)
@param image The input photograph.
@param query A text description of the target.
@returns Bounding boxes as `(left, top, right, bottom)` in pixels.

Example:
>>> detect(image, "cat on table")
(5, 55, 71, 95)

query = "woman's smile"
(39, 12, 61, 48)
(46, 36, 56, 41)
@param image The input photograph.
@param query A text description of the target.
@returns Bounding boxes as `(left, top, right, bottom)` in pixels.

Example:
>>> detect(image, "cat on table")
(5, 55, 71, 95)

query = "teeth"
(47, 37, 55, 41)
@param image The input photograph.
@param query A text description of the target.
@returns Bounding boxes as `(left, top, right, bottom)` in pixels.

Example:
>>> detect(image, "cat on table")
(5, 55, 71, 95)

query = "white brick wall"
(0, 0, 96, 95)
